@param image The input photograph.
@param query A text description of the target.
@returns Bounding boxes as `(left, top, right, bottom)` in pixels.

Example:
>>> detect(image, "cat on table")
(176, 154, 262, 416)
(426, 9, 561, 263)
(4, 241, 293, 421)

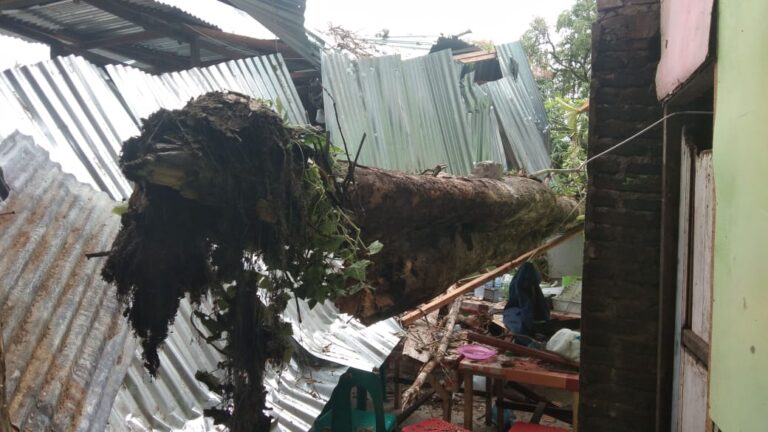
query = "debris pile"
(101, 92, 579, 430)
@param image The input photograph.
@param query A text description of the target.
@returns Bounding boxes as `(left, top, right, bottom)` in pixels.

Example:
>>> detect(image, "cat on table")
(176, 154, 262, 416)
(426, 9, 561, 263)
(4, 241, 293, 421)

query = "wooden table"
(458, 354, 579, 431)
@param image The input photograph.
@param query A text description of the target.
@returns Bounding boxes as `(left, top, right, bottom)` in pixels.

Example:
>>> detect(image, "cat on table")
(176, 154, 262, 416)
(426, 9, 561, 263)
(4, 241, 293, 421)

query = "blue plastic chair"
(313, 367, 396, 432)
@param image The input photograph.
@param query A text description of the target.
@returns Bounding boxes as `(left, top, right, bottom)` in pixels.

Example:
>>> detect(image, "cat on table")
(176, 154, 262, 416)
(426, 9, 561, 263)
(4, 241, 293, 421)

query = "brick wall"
(580, 1, 664, 431)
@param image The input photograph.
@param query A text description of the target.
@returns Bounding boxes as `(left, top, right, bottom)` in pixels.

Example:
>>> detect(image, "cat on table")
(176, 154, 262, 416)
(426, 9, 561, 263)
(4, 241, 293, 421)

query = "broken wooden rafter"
(400, 225, 584, 326)
(83, 0, 254, 60)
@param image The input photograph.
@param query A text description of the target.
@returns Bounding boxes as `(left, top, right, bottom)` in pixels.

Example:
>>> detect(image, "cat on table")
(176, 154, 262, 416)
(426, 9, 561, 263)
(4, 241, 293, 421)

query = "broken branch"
(400, 297, 462, 409)
(400, 225, 584, 326)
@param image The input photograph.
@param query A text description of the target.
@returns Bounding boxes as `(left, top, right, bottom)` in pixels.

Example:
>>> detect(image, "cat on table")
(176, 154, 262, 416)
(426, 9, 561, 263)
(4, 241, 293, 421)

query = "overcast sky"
(0, 0, 575, 70)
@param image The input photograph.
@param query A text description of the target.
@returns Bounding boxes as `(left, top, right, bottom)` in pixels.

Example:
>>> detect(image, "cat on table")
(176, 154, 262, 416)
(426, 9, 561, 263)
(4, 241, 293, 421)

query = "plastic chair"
(313, 367, 396, 432)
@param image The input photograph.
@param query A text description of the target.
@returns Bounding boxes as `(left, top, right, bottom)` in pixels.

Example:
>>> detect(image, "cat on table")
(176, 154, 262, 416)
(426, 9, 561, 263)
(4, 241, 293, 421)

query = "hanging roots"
(102, 92, 377, 430)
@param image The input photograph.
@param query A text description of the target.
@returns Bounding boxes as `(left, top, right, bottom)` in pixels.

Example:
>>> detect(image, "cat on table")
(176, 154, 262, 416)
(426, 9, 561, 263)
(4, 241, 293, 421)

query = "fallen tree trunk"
(341, 165, 577, 323)
(102, 92, 578, 430)
(111, 95, 578, 324)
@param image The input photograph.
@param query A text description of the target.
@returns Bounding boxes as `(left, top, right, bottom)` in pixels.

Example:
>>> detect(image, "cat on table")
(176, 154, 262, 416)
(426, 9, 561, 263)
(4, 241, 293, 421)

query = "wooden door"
(675, 132, 714, 432)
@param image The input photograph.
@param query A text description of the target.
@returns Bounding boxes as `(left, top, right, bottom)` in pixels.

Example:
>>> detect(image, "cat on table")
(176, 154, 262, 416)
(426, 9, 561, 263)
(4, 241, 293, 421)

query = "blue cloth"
(502, 262, 549, 337)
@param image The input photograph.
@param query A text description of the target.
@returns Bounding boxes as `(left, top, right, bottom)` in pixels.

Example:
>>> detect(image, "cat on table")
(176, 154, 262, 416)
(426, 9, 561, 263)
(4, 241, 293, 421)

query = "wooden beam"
(0, 16, 116, 65)
(189, 37, 200, 67)
(83, 0, 254, 60)
(682, 329, 709, 367)
(1, 324, 12, 432)
(75, 30, 161, 49)
(0, 0, 58, 10)
(187, 25, 291, 55)
(400, 225, 584, 326)
(0, 14, 187, 70)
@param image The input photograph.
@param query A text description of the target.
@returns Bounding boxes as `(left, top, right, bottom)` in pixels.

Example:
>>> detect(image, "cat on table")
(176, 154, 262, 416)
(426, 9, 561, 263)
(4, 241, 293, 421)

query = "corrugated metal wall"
(321, 43, 550, 175)
(322, 49, 507, 175)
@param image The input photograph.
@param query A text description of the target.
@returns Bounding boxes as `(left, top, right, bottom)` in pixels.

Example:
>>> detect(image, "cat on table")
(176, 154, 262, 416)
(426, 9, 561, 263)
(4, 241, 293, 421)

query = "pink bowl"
(457, 344, 497, 361)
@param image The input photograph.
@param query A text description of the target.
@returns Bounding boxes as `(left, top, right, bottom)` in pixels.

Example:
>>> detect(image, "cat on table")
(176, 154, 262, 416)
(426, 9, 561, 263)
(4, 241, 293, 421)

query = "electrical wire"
(530, 110, 714, 177)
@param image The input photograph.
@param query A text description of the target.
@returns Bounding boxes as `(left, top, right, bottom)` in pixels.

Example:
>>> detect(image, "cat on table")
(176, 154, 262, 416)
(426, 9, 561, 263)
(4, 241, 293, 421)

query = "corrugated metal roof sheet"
(321, 41, 551, 175)
(108, 298, 223, 432)
(1, 53, 400, 432)
(225, 0, 323, 65)
(106, 54, 308, 125)
(0, 132, 131, 432)
(0, 55, 137, 200)
(0, 53, 307, 201)
(489, 42, 551, 157)
(321, 49, 507, 175)
(0, 132, 222, 432)
(284, 298, 402, 372)
(264, 356, 346, 432)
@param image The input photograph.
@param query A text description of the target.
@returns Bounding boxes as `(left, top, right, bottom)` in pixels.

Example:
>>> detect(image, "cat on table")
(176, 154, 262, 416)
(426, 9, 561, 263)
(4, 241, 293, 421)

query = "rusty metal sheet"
(0, 132, 131, 432)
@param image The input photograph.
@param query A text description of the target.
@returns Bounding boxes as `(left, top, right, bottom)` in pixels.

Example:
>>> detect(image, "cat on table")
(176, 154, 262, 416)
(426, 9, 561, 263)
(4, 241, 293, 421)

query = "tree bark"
(104, 92, 578, 431)
(341, 166, 577, 322)
(113, 93, 578, 324)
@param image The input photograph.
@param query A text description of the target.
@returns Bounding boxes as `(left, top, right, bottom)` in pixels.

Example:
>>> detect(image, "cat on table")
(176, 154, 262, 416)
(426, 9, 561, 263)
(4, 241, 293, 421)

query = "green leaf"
(343, 259, 371, 282)
(112, 204, 129, 215)
(367, 240, 384, 255)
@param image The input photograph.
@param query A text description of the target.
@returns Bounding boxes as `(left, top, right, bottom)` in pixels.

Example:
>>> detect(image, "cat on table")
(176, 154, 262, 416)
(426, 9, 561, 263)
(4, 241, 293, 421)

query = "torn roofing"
(0, 51, 401, 432)
(0, 53, 307, 201)
(222, 0, 323, 66)
(320, 41, 551, 175)
(0, 0, 306, 72)
(321, 49, 507, 176)
(0, 132, 131, 432)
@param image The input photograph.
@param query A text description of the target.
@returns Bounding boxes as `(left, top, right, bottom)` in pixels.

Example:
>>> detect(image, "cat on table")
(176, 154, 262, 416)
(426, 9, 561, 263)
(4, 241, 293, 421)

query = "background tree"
(521, 0, 596, 197)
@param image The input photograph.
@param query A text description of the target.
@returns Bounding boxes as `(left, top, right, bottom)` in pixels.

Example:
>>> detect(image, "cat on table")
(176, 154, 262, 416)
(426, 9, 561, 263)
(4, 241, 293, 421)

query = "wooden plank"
(75, 30, 160, 49)
(682, 329, 709, 368)
(680, 349, 708, 432)
(1, 326, 11, 432)
(691, 150, 714, 342)
(400, 225, 584, 326)
(678, 140, 694, 328)
(464, 372, 474, 430)
(460, 354, 579, 392)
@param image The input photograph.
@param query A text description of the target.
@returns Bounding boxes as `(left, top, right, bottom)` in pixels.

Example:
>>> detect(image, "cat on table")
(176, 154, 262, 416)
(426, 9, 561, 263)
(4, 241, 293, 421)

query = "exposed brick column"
(580, 1, 663, 431)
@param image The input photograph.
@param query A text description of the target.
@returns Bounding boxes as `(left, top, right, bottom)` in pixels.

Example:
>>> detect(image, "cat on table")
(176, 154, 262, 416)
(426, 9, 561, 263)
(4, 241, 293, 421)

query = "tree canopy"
(521, 0, 596, 197)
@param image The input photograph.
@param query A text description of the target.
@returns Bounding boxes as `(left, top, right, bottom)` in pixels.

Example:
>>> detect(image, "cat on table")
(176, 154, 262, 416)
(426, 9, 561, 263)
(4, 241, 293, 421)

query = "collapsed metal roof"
(322, 49, 507, 175)
(321, 41, 551, 175)
(0, 132, 131, 431)
(221, 0, 323, 67)
(0, 51, 401, 431)
(0, 53, 306, 201)
(0, 0, 310, 72)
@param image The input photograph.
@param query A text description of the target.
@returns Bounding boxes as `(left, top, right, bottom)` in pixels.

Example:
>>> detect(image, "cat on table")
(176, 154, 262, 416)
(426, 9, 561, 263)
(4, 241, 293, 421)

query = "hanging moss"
(102, 92, 377, 430)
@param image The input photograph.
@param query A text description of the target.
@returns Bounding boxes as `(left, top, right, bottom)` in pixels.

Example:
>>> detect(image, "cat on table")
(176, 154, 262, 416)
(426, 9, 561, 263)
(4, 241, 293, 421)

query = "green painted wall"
(709, 0, 768, 429)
